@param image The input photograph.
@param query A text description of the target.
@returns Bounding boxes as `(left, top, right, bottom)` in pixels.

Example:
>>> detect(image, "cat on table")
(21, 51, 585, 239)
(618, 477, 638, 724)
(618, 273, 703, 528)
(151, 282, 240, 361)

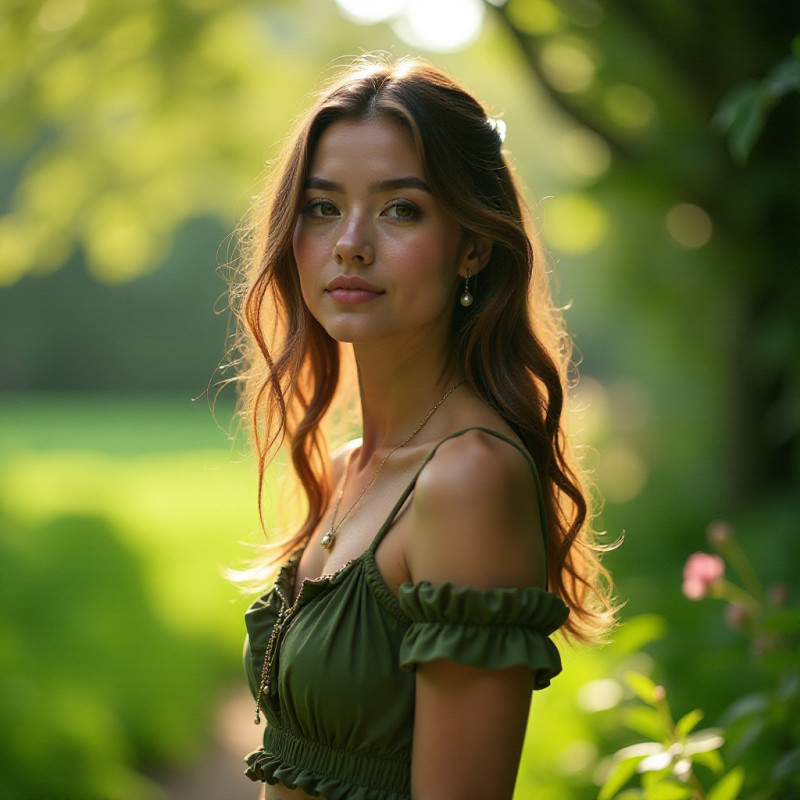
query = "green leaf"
(772, 748, 800, 781)
(713, 82, 766, 163)
(707, 767, 745, 800)
(644, 780, 693, 800)
(778, 670, 800, 700)
(693, 748, 725, 775)
(730, 93, 767, 163)
(626, 672, 659, 705)
(726, 717, 766, 759)
(713, 81, 758, 130)
(764, 55, 800, 97)
(675, 709, 703, 740)
(624, 706, 665, 740)
(599, 757, 640, 800)
(719, 693, 768, 726)
(642, 766, 676, 789)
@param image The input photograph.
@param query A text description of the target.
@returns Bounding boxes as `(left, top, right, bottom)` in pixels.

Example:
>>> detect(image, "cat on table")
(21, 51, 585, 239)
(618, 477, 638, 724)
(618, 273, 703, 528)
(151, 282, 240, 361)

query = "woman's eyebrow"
(304, 176, 432, 193)
(370, 176, 432, 193)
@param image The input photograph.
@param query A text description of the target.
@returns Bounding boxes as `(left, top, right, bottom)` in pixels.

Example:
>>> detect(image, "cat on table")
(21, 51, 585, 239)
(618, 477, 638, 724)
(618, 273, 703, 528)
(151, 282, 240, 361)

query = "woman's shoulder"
(407, 427, 546, 591)
(422, 427, 535, 493)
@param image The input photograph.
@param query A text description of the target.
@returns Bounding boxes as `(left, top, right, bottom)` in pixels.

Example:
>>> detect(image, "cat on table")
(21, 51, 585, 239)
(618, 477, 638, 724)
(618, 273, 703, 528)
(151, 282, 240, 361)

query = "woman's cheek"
(292, 223, 311, 271)
(294, 231, 328, 289)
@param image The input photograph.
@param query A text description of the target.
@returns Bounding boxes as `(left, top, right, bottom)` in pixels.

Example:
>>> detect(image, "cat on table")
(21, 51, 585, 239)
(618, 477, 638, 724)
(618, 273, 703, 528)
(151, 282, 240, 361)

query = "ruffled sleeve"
(398, 581, 569, 690)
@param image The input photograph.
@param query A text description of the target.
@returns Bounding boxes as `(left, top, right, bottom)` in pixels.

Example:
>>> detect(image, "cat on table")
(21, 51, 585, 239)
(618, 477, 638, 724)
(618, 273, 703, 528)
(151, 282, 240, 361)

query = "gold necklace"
(319, 380, 464, 551)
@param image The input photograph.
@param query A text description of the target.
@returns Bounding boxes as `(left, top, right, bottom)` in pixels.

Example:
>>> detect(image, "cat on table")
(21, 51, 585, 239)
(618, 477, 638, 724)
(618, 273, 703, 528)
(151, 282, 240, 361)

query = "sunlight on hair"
(603, 84, 657, 129)
(666, 203, 713, 248)
(544, 192, 609, 255)
(540, 39, 596, 93)
(599, 443, 647, 504)
(560, 128, 611, 178)
(390, 0, 484, 52)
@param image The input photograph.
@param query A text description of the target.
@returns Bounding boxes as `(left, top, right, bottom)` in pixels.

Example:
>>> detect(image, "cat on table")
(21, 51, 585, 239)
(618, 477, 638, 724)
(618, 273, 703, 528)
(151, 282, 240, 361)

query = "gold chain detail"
(320, 380, 464, 551)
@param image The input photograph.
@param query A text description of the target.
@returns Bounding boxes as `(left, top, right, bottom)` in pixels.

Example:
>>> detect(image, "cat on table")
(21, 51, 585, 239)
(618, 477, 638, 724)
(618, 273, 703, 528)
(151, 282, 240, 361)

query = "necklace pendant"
(254, 706, 261, 725)
(320, 529, 334, 551)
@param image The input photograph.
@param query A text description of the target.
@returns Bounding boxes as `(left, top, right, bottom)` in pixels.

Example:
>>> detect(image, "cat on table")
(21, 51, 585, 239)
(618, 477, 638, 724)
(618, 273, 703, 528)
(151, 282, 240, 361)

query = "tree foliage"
(487, 0, 800, 506)
(0, 0, 327, 284)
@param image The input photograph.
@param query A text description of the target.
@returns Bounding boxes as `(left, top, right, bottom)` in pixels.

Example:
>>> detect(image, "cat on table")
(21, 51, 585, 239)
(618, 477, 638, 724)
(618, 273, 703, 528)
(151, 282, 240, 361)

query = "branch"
(617, 0, 716, 113)
(489, 2, 633, 160)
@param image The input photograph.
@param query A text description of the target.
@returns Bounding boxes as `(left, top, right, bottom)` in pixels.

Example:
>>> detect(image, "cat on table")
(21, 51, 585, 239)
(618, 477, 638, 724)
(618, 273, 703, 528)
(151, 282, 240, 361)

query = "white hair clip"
(487, 117, 507, 145)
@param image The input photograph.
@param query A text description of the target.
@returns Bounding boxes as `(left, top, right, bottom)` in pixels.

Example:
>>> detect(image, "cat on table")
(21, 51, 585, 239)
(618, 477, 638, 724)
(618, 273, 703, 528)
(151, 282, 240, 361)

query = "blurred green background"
(1, 1, 798, 798)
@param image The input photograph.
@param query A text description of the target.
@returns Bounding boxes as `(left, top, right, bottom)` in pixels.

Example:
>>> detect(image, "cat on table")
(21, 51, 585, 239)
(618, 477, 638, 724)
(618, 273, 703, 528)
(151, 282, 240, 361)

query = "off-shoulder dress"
(243, 428, 569, 800)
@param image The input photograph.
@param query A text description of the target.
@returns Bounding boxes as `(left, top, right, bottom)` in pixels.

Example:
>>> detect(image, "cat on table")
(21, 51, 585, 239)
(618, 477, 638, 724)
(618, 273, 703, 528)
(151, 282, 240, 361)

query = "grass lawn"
(0, 393, 272, 799)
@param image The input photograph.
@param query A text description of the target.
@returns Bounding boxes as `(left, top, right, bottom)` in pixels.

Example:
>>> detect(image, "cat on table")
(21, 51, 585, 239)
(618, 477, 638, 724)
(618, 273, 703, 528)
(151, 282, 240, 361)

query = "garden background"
(1, 1, 798, 798)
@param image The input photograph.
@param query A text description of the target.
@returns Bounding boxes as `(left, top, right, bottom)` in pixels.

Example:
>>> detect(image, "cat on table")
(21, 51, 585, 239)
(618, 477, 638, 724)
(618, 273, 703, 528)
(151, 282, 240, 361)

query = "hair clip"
(487, 117, 507, 145)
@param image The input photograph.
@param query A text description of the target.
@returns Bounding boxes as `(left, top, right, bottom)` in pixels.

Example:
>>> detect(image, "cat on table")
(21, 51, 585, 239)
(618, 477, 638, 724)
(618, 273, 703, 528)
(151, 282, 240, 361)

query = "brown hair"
(228, 55, 616, 643)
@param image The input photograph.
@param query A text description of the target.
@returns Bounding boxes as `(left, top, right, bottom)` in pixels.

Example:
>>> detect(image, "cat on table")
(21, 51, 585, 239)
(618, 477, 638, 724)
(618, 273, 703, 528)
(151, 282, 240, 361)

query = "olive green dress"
(243, 428, 569, 800)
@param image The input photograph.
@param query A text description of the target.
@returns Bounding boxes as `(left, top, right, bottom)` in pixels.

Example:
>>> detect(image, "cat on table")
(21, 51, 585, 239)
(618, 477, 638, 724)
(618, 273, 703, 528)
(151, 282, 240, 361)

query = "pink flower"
(682, 552, 725, 600)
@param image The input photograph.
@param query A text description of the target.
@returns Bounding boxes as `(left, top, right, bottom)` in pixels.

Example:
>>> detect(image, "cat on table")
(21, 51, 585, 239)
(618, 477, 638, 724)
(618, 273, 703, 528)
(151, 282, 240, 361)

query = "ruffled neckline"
(271, 546, 365, 611)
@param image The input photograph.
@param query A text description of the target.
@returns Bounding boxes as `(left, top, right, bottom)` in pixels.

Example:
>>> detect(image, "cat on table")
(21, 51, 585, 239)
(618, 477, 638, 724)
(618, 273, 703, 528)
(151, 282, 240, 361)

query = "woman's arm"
(406, 430, 547, 800)
(412, 659, 534, 800)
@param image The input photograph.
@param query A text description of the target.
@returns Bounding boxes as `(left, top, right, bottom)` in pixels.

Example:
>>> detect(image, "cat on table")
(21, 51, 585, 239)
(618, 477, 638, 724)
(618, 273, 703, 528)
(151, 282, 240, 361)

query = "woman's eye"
(384, 201, 421, 220)
(303, 199, 338, 218)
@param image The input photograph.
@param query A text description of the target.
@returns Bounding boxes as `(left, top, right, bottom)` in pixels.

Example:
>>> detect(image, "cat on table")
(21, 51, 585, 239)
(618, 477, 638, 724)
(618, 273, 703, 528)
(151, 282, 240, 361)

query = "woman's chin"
(313, 314, 390, 345)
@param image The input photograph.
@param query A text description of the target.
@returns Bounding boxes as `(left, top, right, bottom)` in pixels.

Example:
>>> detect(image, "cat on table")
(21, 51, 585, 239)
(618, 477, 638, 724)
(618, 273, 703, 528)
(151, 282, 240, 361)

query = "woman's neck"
(352, 339, 463, 466)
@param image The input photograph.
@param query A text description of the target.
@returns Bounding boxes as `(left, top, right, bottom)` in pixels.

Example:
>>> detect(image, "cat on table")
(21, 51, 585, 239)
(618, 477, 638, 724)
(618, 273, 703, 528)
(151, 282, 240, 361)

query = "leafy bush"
(597, 523, 800, 800)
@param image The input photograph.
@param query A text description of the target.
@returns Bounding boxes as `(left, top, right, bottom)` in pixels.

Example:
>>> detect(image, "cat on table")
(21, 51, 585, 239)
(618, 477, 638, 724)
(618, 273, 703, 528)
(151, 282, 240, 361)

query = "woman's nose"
(332, 216, 374, 266)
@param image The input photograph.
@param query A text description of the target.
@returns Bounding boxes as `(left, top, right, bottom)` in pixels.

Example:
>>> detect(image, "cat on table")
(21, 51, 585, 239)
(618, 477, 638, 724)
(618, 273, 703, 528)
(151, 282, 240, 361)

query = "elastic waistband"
(264, 725, 411, 794)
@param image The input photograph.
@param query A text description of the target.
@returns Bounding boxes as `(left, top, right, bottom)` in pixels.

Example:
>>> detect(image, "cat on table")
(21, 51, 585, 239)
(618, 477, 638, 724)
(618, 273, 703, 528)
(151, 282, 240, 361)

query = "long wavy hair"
(228, 56, 616, 643)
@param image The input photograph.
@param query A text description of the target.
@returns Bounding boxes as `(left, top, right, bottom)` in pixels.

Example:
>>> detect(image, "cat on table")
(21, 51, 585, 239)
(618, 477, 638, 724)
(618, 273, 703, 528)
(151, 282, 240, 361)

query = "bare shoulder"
(408, 429, 546, 590)
(416, 429, 536, 505)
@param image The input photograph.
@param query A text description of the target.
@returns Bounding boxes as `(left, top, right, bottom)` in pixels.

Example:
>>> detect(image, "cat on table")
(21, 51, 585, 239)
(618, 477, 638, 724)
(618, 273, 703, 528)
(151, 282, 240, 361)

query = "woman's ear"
(458, 236, 492, 277)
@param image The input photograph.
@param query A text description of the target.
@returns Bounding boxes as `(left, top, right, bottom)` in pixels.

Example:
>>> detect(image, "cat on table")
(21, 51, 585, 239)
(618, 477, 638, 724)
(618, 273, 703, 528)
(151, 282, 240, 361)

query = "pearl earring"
(460, 269, 474, 307)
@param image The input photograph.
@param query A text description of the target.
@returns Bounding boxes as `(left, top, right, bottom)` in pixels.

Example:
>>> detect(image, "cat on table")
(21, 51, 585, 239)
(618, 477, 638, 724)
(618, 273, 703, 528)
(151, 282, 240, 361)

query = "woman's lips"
(325, 276, 384, 305)
(327, 288, 383, 305)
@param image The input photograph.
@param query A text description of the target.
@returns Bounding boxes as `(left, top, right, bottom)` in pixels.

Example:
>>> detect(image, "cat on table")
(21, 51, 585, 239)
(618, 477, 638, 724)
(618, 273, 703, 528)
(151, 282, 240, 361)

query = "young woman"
(232, 56, 615, 800)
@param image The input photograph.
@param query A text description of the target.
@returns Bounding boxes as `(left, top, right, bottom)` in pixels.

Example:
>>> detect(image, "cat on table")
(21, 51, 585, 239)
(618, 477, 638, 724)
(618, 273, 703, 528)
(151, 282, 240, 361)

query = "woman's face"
(293, 115, 470, 349)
